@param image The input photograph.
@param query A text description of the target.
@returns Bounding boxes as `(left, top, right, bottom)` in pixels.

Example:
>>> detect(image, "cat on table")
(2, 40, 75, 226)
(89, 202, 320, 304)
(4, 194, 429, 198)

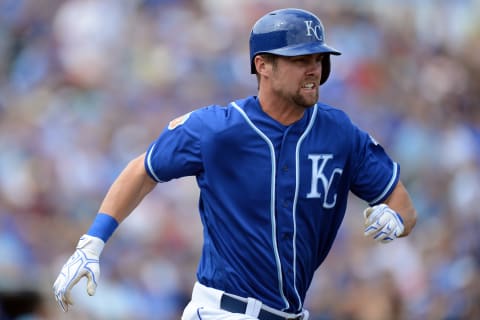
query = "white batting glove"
(53, 234, 104, 312)
(363, 204, 405, 243)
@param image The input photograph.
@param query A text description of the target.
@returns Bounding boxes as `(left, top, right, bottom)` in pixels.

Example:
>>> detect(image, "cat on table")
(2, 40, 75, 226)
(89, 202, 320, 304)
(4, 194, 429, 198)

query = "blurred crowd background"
(1, 0, 479, 319)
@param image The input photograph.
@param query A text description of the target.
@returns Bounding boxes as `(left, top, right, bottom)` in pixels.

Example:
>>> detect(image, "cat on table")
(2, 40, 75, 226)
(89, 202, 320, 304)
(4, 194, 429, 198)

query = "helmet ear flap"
(251, 54, 259, 74)
(320, 55, 331, 85)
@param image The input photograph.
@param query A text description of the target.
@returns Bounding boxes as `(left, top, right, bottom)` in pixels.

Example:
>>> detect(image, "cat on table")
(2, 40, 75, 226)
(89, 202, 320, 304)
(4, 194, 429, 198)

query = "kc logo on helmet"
(304, 20, 323, 41)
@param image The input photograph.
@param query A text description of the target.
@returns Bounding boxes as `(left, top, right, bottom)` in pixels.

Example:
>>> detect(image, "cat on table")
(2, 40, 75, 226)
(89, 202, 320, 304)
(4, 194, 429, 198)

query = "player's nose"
(305, 55, 323, 77)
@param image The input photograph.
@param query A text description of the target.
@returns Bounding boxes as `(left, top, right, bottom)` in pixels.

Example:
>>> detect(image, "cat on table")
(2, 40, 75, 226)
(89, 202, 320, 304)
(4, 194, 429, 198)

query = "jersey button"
(282, 165, 288, 172)
(282, 232, 292, 239)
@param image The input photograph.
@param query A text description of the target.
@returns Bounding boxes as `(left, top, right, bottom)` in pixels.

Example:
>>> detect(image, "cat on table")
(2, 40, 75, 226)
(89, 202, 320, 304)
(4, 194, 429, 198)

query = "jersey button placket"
(281, 232, 292, 240)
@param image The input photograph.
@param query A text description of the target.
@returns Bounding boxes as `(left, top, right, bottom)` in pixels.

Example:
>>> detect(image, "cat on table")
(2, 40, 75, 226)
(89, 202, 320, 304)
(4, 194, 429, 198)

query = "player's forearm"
(384, 181, 417, 236)
(98, 153, 157, 223)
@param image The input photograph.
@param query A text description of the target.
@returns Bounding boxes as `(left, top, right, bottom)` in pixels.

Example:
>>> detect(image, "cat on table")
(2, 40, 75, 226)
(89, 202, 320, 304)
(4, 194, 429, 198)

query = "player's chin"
(297, 91, 318, 107)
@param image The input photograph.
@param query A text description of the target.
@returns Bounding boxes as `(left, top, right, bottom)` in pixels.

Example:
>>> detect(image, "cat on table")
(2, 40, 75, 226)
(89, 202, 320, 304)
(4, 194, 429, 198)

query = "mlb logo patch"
(168, 112, 191, 130)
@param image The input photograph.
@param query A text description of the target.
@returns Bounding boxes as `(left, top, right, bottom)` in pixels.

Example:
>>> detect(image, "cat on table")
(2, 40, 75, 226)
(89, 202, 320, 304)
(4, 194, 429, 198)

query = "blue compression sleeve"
(87, 213, 119, 242)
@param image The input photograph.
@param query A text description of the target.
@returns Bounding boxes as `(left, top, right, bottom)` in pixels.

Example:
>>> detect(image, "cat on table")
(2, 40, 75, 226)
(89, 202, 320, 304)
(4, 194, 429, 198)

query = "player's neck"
(257, 94, 305, 126)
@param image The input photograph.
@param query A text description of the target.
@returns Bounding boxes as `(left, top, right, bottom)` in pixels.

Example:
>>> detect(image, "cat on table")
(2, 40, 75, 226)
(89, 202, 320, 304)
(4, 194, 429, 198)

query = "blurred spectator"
(0, 0, 479, 319)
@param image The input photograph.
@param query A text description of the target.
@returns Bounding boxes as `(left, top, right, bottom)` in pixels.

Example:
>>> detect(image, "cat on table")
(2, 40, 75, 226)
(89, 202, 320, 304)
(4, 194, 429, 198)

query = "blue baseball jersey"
(145, 96, 399, 312)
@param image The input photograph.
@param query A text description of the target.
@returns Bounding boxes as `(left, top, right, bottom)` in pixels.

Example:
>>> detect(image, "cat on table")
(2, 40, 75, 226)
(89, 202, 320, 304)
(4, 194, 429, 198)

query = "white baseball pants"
(181, 282, 309, 320)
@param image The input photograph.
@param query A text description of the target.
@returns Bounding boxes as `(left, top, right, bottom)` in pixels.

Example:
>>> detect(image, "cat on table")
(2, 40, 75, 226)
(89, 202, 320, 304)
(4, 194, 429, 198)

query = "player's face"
(271, 54, 323, 108)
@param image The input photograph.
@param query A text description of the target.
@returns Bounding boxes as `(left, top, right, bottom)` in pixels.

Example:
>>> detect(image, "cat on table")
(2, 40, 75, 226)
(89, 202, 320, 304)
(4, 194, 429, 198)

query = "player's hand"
(53, 234, 105, 312)
(363, 204, 405, 243)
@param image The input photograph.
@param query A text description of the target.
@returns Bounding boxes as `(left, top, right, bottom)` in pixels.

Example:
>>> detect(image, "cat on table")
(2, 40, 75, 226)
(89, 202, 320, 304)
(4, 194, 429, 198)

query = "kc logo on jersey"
(168, 112, 191, 130)
(304, 20, 323, 41)
(306, 154, 343, 208)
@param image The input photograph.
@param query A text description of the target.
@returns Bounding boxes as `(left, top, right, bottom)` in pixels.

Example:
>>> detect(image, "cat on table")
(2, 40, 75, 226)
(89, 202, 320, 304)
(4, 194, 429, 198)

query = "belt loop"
(245, 297, 262, 317)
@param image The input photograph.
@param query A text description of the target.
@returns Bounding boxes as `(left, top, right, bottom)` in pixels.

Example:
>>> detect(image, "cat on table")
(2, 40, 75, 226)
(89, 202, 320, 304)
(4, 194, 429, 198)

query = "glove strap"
(77, 234, 105, 257)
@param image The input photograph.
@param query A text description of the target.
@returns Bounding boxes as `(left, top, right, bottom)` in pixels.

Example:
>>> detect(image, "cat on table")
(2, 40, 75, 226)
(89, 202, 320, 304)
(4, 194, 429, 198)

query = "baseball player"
(53, 8, 417, 320)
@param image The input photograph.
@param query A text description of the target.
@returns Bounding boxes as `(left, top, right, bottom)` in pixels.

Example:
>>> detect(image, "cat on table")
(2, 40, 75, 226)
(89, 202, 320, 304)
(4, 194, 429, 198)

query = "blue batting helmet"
(249, 8, 341, 85)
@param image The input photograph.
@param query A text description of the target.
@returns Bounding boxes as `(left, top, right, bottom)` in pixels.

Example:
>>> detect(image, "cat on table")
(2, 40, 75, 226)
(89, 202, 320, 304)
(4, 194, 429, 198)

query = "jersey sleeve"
(144, 110, 203, 182)
(349, 126, 400, 206)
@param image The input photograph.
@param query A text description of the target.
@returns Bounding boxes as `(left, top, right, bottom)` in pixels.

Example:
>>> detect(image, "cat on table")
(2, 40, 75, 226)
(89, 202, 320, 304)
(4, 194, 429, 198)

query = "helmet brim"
(264, 42, 341, 57)
(251, 42, 341, 74)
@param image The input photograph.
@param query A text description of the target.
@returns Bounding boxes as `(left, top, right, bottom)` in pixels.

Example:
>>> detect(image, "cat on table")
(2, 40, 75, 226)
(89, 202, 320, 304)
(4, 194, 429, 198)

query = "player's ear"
(254, 55, 269, 76)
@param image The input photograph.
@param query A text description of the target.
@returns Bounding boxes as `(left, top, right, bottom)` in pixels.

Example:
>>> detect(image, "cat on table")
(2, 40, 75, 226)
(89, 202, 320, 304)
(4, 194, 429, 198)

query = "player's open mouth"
(301, 82, 316, 90)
